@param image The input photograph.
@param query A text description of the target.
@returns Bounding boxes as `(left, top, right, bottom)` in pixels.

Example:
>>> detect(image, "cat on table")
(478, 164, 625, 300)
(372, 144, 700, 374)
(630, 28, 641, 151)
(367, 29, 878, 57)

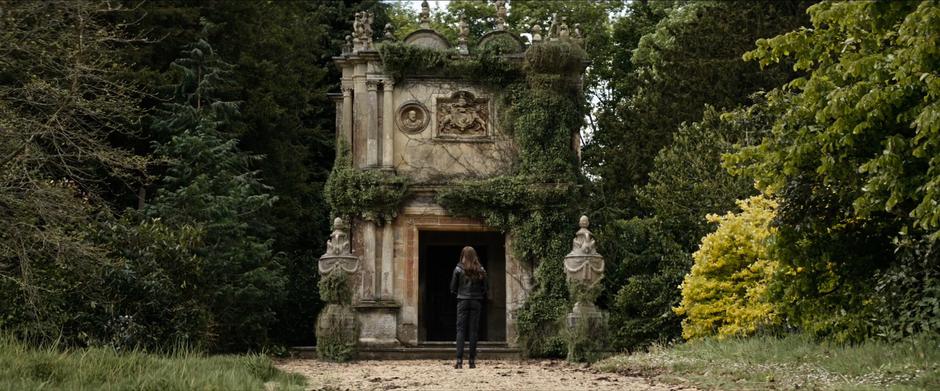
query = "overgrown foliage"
(315, 271, 358, 362)
(324, 144, 410, 223)
(675, 196, 780, 340)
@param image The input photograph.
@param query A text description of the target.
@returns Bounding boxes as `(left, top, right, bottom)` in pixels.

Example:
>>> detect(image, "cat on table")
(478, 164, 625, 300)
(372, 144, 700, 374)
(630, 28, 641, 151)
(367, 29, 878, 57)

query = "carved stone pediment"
(436, 91, 489, 138)
(403, 29, 452, 50)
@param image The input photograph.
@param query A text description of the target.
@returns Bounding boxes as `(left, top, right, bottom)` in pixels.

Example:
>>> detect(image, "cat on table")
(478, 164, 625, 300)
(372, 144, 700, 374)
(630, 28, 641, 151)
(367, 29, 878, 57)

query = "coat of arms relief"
(436, 91, 489, 138)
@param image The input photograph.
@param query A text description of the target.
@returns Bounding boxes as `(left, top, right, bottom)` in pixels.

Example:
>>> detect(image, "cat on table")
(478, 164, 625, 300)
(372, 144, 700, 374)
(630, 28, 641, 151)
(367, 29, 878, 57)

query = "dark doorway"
(419, 231, 506, 342)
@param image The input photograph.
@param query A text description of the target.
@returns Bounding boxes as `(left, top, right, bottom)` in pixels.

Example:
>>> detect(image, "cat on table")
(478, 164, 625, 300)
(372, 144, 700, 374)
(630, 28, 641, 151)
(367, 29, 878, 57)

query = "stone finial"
(364, 12, 374, 48)
(457, 17, 470, 54)
(325, 217, 351, 256)
(419, 0, 431, 29)
(320, 217, 359, 274)
(494, 0, 507, 31)
(344, 34, 353, 53)
(570, 215, 596, 255)
(558, 17, 570, 40)
(352, 11, 374, 51)
(548, 13, 559, 40)
(573, 23, 583, 46)
(564, 215, 604, 294)
(531, 24, 543, 43)
(384, 23, 396, 41)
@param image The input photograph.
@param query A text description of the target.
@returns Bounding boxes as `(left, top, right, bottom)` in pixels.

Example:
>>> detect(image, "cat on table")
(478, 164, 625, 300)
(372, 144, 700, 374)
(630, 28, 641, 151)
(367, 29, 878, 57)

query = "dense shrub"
(599, 218, 688, 351)
(675, 195, 780, 339)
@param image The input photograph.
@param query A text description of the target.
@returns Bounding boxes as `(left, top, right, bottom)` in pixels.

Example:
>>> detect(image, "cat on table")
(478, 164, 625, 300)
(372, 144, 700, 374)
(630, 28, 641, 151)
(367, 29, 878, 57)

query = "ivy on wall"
(323, 143, 410, 223)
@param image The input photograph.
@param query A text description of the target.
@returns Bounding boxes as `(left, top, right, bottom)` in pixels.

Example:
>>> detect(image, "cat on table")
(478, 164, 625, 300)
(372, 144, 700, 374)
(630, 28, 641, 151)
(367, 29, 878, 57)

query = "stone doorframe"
(394, 201, 533, 347)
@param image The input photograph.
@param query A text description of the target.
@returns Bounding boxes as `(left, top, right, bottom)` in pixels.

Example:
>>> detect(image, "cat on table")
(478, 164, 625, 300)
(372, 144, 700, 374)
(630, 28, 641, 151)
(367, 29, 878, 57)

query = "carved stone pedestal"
(563, 216, 609, 362)
(316, 218, 362, 362)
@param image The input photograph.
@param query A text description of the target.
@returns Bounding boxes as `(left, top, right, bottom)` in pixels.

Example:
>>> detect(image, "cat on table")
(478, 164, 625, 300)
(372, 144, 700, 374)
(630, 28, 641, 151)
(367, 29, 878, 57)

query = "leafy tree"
(728, 0, 940, 341)
(586, 0, 809, 217)
(638, 105, 767, 249)
(0, 0, 148, 345)
(675, 195, 780, 340)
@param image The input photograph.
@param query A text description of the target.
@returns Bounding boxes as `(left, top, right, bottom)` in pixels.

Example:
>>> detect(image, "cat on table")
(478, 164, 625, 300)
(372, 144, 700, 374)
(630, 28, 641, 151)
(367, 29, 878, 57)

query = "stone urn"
(316, 217, 361, 362)
(563, 215, 608, 362)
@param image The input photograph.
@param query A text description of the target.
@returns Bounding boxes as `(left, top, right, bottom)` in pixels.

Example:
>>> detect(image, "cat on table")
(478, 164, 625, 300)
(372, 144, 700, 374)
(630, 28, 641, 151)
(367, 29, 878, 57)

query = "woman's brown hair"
(459, 246, 486, 280)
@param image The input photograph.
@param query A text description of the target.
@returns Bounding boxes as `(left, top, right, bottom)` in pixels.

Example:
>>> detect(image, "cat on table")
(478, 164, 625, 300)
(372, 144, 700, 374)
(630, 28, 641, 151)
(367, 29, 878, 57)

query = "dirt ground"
(277, 359, 694, 391)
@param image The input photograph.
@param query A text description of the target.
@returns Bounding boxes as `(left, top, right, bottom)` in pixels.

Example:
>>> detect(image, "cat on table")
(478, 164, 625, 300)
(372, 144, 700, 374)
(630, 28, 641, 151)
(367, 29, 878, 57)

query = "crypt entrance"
(418, 230, 506, 343)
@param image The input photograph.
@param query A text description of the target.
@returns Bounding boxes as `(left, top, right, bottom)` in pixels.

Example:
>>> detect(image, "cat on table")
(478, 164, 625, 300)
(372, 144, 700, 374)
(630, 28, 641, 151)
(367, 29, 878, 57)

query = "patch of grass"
(595, 334, 940, 390)
(0, 336, 306, 390)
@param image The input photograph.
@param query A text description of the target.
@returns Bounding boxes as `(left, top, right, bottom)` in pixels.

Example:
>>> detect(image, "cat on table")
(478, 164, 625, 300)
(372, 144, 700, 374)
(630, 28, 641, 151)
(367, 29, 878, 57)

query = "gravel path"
(277, 359, 693, 390)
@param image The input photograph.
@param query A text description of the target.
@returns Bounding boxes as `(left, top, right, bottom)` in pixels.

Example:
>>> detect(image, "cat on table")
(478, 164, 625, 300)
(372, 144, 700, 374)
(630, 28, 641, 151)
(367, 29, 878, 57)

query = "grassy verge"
(595, 334, 939, 390)
(0, 336, 305, 390)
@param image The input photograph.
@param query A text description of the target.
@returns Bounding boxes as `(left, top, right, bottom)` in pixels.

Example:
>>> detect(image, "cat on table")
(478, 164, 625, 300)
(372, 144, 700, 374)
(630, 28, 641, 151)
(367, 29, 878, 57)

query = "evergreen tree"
(121, 38, 285, 351)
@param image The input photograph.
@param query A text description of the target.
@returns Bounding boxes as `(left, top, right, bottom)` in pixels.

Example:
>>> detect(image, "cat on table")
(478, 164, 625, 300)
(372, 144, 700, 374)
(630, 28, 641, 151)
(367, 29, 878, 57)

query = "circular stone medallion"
(397, 102, 430, 134)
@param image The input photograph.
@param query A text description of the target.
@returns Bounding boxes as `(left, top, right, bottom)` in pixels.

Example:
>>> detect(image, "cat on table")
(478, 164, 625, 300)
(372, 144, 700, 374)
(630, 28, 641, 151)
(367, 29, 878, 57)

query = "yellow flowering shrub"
(674, 195, 780, 340)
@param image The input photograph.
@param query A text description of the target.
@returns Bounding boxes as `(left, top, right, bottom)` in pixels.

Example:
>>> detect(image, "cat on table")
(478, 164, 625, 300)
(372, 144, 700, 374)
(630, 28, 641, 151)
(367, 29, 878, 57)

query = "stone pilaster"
(366, 80, 380, 167)
(381, 80, 395, 168)
(342, 87, 354, 149)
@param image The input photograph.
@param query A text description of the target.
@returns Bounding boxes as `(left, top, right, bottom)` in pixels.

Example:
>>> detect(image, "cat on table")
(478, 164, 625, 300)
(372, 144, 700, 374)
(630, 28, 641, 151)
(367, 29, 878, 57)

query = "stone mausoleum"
(324, 1, 585, 352)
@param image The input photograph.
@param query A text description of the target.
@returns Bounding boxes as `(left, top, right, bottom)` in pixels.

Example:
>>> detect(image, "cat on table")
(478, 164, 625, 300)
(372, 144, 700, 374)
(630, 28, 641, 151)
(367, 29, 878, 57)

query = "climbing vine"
(323, 142, 410, 223)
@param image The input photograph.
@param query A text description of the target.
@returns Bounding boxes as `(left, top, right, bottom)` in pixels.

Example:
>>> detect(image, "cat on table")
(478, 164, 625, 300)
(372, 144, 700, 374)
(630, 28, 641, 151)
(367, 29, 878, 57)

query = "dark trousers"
(455, 299, 482, 360)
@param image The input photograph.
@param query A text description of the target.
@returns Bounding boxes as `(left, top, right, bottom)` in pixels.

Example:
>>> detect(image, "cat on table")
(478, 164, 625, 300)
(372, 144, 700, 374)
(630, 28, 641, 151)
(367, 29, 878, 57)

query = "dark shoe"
(469, 360, 476, 369)
(454, 359, 463, 369)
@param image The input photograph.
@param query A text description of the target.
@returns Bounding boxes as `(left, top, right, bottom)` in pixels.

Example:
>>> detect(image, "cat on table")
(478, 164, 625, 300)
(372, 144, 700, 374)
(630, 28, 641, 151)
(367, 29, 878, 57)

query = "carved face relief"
(436, 91, 489, 138)
(396, 102, 430, 134)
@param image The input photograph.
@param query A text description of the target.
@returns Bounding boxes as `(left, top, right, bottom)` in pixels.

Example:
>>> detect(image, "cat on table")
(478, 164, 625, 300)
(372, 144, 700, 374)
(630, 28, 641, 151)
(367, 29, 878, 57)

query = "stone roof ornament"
(531, 24, 543, 43)
(419, 0, 431, 29)
(384, 23, 396, 41)
(547, 13, 559, 41)
(352, 11, 375, 51)
(573, 23, 583, 46)
(558, 17, 570, 41)
(457, 17, 469, 54)
(494, 0, 507, 31)
(344, 34, 353, 53)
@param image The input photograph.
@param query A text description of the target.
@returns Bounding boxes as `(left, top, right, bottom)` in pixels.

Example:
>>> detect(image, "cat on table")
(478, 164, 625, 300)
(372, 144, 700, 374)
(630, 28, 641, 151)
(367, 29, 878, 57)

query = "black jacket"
(450, 265, 488, 300)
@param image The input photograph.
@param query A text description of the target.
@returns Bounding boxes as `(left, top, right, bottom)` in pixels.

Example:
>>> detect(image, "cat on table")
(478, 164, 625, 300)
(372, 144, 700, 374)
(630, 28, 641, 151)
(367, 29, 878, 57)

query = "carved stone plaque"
(436, 91, 488, 138)
(396, 102, 430, 134)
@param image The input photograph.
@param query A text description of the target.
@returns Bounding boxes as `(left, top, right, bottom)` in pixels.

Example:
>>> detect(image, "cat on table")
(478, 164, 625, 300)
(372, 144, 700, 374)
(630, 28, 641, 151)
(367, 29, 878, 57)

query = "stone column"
(342, 87, 353, 149)
(381, 80, 395, 168)
(366, 80, 380, 167)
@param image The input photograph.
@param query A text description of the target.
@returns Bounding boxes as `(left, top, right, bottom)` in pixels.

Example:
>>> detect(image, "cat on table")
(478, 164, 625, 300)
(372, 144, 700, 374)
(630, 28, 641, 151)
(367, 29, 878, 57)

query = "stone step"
(290, 342, 522, 360)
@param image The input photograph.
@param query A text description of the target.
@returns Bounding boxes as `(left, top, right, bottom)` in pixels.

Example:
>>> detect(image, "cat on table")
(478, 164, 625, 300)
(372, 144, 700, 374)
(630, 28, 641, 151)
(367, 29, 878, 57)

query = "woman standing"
(450, 246, 487, 369)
